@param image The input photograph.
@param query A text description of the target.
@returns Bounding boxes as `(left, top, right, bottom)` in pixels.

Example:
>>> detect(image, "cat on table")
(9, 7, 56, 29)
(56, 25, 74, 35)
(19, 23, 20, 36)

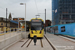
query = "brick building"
(44, 20, 51, 27)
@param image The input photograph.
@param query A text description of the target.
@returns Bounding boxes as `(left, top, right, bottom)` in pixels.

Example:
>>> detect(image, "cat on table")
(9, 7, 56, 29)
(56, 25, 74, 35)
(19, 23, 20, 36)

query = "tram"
(28, 18, 44, 38)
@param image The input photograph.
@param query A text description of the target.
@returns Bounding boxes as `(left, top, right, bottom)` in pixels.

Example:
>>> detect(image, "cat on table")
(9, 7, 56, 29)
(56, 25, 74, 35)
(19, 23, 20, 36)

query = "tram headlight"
(31, 31, 33, 34)
(40, 31, 42, 34)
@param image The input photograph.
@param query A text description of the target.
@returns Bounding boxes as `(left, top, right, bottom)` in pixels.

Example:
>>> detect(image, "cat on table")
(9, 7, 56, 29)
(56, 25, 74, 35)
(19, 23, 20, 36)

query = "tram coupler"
(33, 35, 37, 45)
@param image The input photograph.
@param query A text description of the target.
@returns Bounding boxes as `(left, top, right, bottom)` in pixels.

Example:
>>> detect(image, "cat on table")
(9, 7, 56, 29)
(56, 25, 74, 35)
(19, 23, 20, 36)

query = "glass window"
(63, 15, 70, 20)
(72, 9, 75, 13)
(1, 23, 3, 25)
(31, 26, 42, 30)
(72, 0, 75, 3)
(72, 15, 75, 20)
(66, 22, 70, 24)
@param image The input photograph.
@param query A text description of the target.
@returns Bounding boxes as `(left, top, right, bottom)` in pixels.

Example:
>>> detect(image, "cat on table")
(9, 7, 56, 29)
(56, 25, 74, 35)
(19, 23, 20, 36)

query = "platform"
(45, 32, 75, 50)
(1, 32, 75, 50)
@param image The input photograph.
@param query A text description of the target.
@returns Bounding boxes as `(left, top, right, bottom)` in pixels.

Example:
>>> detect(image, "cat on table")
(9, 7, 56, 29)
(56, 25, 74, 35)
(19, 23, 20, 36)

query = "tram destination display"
(31, 23, 41, 25)
(31, 20, 41, 22)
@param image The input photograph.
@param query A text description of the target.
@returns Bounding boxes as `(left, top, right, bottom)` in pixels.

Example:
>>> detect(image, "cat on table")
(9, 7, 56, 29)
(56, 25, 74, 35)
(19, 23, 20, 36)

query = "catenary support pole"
(6, 8, 7, 33)
(45, 9, 46, 34)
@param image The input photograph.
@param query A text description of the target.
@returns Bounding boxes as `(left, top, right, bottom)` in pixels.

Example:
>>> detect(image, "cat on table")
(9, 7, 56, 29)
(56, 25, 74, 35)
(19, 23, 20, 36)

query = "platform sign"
(13, 18, 24, 20)
(31, 20, 41, 22)
(19, 18, 24, 20)
(31, 23, 42, 25)
(13, 18, 18, 20)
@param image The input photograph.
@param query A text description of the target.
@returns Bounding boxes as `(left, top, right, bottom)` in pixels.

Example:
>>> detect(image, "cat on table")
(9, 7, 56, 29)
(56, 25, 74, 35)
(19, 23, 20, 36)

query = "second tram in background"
(28, 18, 44, 38)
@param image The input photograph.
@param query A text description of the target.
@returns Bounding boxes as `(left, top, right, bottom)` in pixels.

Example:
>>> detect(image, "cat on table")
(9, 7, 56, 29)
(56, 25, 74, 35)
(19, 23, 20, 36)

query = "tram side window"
(61, 26, 65, 32)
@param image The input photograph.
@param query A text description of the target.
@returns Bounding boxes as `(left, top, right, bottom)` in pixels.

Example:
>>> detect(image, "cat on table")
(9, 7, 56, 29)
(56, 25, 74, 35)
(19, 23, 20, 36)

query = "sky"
(0, 0, 52, 22)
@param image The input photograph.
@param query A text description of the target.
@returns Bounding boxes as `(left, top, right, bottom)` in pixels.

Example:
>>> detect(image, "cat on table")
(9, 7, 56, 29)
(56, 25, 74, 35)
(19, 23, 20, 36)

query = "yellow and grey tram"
(29, 18, 44, 38)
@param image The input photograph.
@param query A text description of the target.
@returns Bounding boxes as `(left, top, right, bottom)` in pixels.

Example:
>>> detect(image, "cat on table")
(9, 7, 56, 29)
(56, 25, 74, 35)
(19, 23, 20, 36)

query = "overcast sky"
(0, 0, 52, 22)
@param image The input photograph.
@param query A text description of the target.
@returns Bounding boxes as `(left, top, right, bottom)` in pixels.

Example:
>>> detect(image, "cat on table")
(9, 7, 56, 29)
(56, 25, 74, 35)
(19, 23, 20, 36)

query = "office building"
(52, 0, 75, 25)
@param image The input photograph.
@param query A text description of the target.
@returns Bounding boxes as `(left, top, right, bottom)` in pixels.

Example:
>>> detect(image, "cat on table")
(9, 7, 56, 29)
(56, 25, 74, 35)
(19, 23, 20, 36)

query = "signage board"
(13, 18, 24, 20)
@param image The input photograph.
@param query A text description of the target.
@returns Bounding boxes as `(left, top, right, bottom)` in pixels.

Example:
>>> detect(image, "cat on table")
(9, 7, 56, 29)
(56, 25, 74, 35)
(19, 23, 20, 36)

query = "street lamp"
(20, 3, 26, 33)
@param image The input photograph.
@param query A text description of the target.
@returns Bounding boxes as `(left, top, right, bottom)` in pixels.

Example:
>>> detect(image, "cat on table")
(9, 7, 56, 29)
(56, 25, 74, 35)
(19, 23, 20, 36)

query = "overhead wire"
(34, 0, 39, 14)
(0, 0, 17, 18)
(0, 4, 17, 18)
(0, 7, 17, 19)
(0, 6, 6, 12)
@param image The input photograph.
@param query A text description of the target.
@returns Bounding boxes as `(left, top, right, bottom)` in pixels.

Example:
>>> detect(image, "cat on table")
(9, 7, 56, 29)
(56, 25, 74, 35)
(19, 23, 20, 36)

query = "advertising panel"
(61, 26, 65, 32)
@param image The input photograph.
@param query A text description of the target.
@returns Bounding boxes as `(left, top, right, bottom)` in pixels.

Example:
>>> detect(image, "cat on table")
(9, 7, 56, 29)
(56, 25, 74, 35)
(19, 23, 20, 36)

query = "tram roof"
(30, 18, 44, 22)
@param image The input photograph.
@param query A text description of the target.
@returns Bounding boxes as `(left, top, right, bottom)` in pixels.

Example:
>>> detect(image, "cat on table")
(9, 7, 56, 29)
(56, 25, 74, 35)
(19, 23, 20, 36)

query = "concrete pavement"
(45, 33, 75, 50)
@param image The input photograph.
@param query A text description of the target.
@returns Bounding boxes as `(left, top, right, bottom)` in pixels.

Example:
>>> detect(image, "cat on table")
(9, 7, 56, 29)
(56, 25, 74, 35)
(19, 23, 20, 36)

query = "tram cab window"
(31, 26, 42, 30)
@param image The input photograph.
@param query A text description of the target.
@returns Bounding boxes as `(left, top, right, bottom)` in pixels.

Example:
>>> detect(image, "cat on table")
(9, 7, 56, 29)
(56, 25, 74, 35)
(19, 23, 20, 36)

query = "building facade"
(52, 0, 75, 25)
(44, 20, 51, 27)
(0, 17, 18, 31)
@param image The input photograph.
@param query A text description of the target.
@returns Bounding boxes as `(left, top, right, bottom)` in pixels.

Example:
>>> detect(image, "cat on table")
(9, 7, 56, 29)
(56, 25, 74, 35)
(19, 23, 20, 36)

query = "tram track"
(21, 39, 30, 47)
(40, 39, 43, 47)
(20, 36, 56, 50)
(26, 39, 32, 47)
(44, 35, 56, 50)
